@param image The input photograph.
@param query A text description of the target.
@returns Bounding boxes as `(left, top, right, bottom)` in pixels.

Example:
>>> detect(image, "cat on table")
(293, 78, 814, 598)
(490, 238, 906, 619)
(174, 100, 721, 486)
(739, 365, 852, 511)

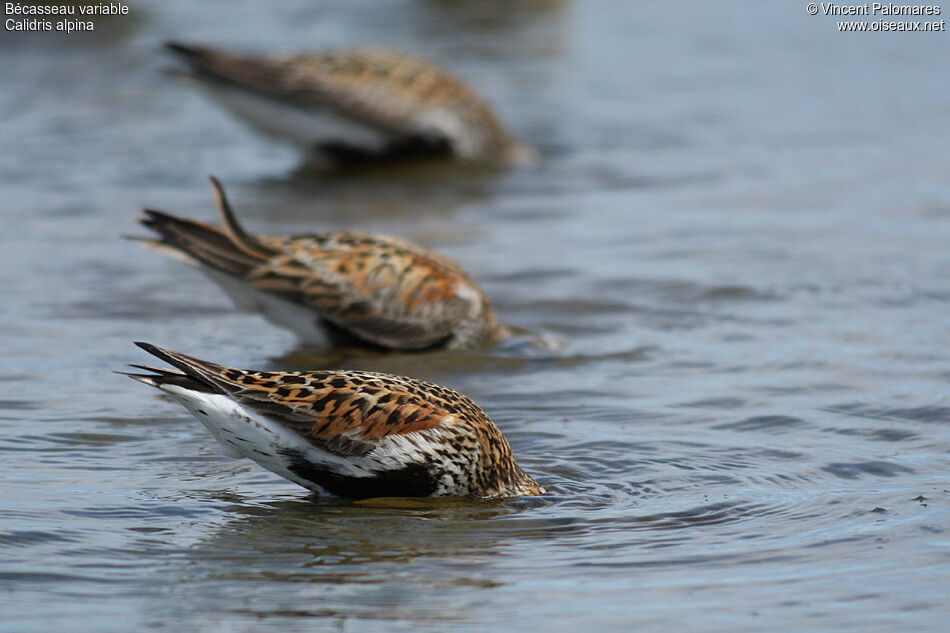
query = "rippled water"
(2, 1, 949, 631)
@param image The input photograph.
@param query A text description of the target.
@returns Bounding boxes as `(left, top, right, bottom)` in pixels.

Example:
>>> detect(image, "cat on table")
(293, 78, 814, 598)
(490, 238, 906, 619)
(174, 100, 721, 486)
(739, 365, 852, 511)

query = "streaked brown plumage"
(166, 42, 536, 166)
(135, 177, 509, 350)
(125, 342, 545, 499)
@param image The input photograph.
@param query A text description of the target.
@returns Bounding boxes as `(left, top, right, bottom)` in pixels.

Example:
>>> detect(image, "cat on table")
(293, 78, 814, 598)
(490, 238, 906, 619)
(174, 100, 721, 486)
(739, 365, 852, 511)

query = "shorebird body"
(136, 178, 508, 350)
(125, 343, 545, 499)
(167, 42, 535, 165)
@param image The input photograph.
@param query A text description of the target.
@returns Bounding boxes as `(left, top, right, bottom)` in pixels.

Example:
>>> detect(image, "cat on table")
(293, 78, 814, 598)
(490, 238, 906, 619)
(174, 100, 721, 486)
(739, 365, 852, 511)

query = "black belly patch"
(315, 135, 452, 165)
(279, 449, 440, 498)
(317, 318, 451, 352)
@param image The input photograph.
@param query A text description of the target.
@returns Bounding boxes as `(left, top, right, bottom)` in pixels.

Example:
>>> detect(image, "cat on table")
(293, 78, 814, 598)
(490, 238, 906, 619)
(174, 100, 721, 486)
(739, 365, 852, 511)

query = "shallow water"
(2, 1, 949, 631)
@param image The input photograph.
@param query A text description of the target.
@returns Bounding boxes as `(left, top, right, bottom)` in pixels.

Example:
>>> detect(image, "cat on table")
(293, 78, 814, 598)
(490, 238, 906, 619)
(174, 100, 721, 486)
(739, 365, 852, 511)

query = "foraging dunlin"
(124, 342, 545, 499)
(135, 177, 508, 350)
(166, 42, 535, 166)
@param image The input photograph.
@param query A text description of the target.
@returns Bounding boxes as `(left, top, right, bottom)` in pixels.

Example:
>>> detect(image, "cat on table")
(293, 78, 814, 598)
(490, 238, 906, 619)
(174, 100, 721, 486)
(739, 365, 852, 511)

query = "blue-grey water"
(2, 1, 949, 631)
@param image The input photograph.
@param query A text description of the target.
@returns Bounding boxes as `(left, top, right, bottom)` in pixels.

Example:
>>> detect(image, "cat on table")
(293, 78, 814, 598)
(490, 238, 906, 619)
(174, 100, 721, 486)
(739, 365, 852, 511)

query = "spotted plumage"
(166, 42, 536, 166)
(135, 177, 508, 350)
(124, 342, 545, 499)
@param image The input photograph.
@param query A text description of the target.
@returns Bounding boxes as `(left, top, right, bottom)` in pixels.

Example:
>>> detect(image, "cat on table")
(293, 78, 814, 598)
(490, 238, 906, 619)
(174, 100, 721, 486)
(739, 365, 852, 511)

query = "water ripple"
(820, 461, 915, 480)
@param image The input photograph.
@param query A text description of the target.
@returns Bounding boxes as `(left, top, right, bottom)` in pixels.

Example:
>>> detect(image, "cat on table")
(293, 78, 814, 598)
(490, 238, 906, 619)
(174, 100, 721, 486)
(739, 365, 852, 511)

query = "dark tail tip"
(127, 342, 176, 386)
(165, 42, 218, 72)
(165, 41, 203, 58)
(139, 208, 163, 229)
(134, 340, 203, 376)
(139, 208, 178, 229)
(134, 341, 175, 364)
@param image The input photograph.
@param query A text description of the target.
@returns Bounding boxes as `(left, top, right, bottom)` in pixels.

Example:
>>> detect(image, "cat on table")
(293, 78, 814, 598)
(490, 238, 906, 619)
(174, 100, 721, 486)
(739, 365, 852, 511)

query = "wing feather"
(134, 343, 463, 457)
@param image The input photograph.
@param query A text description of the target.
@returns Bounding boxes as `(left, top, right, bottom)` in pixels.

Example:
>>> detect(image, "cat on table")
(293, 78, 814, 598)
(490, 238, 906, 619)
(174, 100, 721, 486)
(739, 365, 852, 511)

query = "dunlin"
(124, 342, 545, 499)
(166, 42, 535, 166)
(135, 177, 509, 350)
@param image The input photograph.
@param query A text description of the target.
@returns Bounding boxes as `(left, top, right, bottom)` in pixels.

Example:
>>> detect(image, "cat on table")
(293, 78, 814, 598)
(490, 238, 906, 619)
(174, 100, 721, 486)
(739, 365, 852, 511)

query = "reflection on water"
(249, 158, 505, 224)
(2, 0, 950, 632)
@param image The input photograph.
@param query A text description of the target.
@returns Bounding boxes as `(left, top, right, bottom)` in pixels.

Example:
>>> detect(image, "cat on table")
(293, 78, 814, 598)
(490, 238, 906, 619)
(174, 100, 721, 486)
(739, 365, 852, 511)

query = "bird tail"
(165, 41, 283, 95)
(120, 342, 235, 394)
(134, 176, 276, 277)
(117, 363, 213, 392)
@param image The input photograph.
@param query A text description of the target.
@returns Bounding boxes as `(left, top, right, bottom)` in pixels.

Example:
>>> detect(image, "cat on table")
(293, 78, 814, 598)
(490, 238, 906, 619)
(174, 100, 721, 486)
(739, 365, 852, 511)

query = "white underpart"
(200, 83, 392, 150)
(159, 384, 468, 496)
(453, 281, 483, 313)
(445, 281, 486, 348)
(161, 385, 365, 493)
(378, 427, 471, 495)
(415, 107, 477, 159)
(199, 267, 328, 344)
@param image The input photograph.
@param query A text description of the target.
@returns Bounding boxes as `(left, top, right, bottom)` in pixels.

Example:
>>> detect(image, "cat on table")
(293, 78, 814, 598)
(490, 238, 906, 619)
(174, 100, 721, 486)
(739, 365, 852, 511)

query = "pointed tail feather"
(164, 41, 285, 96)
(165, 41, 212, 64)
(134, 185, 274, 277)
(132, 342, 240, 394)
(117, 362, 217, 392)
(128, 235, 202, 267)
(207, 175, 273, 260)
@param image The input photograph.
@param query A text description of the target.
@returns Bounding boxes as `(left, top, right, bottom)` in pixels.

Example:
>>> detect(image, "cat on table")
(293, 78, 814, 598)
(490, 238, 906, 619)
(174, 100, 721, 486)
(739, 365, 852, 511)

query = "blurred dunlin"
(166, 42, 536, 166)
(135, 177, 508, 350)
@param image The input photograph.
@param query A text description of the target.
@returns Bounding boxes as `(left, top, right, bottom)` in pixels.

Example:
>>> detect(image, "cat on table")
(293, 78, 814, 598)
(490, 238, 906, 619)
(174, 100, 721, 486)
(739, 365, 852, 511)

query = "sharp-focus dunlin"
(124, 342, 545, 499)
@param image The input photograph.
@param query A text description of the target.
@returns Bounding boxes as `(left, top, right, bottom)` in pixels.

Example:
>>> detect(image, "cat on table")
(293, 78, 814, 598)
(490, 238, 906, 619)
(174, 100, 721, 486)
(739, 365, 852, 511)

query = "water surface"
(1, 1, 949, 631)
